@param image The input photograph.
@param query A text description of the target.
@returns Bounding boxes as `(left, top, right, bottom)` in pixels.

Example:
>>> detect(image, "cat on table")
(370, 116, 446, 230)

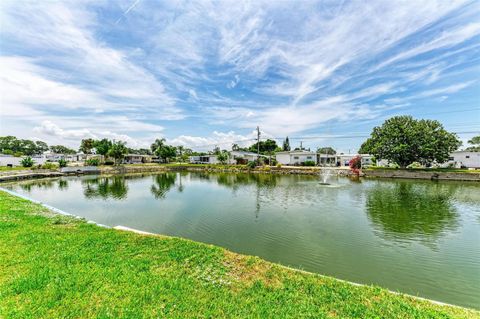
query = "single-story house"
(0, 154, 47, 167)
(189, 155, 218, 164)
(229, 151, 264, 164)
(275, 151, 317, 166)
(335, 154, 373, 167)
(317, 154, 337, 166)
(123, 154, 152, 164)
(445, 151, 480, 169)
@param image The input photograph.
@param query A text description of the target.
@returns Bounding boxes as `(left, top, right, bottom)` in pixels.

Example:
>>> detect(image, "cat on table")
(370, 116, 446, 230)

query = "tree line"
(2, 115, 478, 168)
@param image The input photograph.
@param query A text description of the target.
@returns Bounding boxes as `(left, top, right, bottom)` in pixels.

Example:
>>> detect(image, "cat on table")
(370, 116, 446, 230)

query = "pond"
(3, 172, 480, 309)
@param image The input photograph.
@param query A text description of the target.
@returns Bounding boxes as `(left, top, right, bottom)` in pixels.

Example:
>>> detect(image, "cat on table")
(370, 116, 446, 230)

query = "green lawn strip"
(364, 167, 480, 174)
(0, 191, 477, 318)
(0, 167, 30, 172)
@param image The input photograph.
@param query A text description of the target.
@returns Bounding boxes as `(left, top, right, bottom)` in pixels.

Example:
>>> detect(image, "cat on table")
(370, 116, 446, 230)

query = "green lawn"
(0, 167, 29, 172)
(0, 191, 477, 318)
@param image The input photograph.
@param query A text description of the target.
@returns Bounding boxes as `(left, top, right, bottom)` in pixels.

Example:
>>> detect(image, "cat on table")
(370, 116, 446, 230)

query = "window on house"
(466, 156, 470, 158)
(294, 156, 299, 159)
(448, 157, 454, 161)
(307, 156, 312, 159)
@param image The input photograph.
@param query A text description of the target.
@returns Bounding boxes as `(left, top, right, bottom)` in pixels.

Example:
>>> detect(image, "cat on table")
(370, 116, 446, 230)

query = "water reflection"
(58, 179, 68, 190)
(18, 179, 56, 192)
(366, 181, 459, 245)
(83, 176, 129, 200)
(150, 173, 177, 199)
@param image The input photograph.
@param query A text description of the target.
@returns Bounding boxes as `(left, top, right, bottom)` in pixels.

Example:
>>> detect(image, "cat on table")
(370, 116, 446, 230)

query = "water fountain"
(319, 167, 333, 185)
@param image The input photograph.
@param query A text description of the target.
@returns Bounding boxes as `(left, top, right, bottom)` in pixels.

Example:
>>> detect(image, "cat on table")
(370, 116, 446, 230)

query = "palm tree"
(150, 138, 166, 153)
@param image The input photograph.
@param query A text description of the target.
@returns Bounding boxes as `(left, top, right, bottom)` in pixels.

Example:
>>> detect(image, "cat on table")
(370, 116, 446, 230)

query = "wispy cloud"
(1, 0, 478, 150)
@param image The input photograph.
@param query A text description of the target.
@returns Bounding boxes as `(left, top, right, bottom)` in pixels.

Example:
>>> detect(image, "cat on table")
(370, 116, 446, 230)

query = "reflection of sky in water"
(4, 173, 480, 309)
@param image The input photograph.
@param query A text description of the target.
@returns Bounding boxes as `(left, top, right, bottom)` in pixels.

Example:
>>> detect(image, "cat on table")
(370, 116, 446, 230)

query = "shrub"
(14, 152, 24, 157)
(407, 162, 422, 169)
(303, 160, 316, 166)
(86, 158, 100, 166)
(247, 161, 257, 169)
(41, 162, 58, 170)
(349, 156, 362, 175)
(276, 163, 282, 168)
(20, 157, 34, 167)
(58, 159, 67, 168)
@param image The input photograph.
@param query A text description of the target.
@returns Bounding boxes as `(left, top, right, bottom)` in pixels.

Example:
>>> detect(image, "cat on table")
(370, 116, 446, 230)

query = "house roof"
(275, 151, 316, 155)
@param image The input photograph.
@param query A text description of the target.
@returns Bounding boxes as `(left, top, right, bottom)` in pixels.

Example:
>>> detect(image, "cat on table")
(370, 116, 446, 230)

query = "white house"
(275, 151, 317, 166)
(446, 151, 480, 169)
(123, 154, 152, 164)
(229, 151, 264, 164)
(0, 154, 47, 167)
(189, 155, 218, 164)
(334, 154, 373, 167)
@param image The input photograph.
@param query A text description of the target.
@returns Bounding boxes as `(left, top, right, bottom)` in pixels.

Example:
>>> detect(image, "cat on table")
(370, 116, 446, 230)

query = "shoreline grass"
(0, 190, 478, 318)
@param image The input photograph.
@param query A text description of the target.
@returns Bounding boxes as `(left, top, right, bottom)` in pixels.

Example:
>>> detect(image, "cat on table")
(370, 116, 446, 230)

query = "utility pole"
(300, 141, 303, 150)
(256, 126, 261, 158)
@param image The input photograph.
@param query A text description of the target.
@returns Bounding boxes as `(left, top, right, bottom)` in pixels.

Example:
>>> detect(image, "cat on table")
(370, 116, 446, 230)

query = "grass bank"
(0, 191, 477, 318)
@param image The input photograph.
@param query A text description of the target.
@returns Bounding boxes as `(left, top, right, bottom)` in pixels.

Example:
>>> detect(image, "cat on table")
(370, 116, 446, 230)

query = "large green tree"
(155, 145, 177, 163)
(79, 138, 95, 154)
(94, 139, 113, 157)
(108, 141, 128, 165)
(359, 116, 461, 168)
(34, 141, 49, 154)
(249, 139, 278, 154)
(150, 138, 166, 153)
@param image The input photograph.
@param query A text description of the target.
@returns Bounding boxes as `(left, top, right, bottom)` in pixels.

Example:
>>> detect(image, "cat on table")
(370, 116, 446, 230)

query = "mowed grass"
(0, 167, 29, 172)
(0, 191, 477, 319)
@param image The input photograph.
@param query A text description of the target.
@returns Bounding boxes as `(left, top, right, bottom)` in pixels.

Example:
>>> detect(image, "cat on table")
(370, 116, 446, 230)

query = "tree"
(249, 139, 278, 154)
(466, 136, 480, 152)
(232, 143, 240, 151)
(217, 151, 229, 164)
(317, 147, 336, 155)
(282, 137, 291, 151)
(50, 145, 76, 154)
(151, 138, 166, 153)
(359, 116, 461, 168)
(79, 138, 95, 154)
(108, 141, 128, 165)
(155, 145, 177, 163)
(34, 141, 49, 154)
(94, 139, 113, 157)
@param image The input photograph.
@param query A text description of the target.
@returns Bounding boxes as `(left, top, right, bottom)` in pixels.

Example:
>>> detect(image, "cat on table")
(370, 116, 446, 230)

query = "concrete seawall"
(363, 168, 480, 182)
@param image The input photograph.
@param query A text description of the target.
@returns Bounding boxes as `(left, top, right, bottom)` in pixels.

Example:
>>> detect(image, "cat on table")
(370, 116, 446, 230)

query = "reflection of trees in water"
(18, 179, 56, 192)
(215, 173, 278, 190)
(58, 179, 68, 190)
(366, 182, 459, 245)
(83, 176, 128, 200)
(151, 173, 177, 199)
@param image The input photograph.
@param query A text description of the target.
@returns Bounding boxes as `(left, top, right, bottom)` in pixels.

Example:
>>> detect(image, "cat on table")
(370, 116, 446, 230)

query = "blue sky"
(1, 0, 479, 152)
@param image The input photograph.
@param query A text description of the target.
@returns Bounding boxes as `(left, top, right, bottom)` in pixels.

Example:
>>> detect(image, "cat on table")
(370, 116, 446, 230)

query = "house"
(229, 151, 264, 164)
(445, 151, 480, 169)
(334, 154, 373, 167)
(189, 155, 218, 164)
(0, 154, 47, 167)
(275, 151, 317, 166)
(123, 154, 152, 164)
(317, 154, 337, 166)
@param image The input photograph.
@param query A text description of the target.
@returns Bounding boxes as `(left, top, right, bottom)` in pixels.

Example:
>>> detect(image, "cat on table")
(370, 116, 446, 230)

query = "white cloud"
(169, 130, 258, 151)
